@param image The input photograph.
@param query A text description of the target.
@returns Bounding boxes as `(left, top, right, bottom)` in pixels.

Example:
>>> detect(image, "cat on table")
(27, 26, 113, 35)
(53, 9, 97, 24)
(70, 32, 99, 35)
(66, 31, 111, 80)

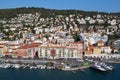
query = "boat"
(100, 62, 114, 71)
(60, 65, 80, 71)
(14, 64, 21, 69)
(90, 63, 106, 72)
(0, 63, 12, 69)
(0, 63, 6, 68)
(61, 68, 79, 71)
(36, 65, 41, 69)
(4, 64, 11, 68)
(40, 65, 46, 69)
(21, 64, 27, 69)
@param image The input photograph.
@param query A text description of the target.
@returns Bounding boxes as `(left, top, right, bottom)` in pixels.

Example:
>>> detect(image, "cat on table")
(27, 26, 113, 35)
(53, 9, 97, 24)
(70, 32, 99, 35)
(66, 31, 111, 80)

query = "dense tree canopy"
(0, 7, 119, 19)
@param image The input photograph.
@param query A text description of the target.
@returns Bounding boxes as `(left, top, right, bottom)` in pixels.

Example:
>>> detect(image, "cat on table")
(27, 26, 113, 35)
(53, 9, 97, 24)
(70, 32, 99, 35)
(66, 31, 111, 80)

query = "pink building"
(17, 43, 40, 58)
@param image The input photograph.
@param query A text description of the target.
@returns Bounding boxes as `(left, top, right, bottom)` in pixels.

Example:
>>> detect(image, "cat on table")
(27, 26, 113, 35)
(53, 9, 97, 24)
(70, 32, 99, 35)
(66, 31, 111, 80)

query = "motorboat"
(4, 64, 11, 68)
(100, 62, 114, 71)
(90, 63, 106, 72)
(14, 64, 21, 69)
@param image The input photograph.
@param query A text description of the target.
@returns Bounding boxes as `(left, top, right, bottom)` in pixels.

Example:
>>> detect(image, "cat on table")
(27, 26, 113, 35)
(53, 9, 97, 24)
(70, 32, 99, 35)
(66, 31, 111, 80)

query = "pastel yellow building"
(97, 40, 104, 47)
(93, 47, 102, 54)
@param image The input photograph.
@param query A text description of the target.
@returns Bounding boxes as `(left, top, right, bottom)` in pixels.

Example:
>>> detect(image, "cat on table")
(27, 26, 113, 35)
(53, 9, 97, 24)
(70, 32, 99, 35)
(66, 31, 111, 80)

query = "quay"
(0, 57, 91, 70)
(0, 58, 56, 64)
(0, 53, 120, 71)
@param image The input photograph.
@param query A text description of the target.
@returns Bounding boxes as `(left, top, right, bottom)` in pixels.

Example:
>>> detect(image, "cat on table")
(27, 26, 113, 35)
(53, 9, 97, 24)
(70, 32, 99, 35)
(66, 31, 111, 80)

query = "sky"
(0, 0, 120, 12)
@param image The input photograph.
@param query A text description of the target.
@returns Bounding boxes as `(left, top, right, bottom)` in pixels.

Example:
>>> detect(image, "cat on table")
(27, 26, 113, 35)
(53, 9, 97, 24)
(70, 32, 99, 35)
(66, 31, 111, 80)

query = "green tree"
(72, 32, 80, 42)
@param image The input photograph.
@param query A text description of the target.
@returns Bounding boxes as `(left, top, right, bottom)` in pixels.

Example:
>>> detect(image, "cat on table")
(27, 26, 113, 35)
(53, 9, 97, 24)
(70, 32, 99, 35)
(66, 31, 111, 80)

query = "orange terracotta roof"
(0, 45, 4, 48)
(97, 40, 104, 43)
(39, 45, 66, 48)
(18, 44, 39, 49)
(11, 48, 17, 50)
(4, 52, 9, 54)
(0, 43, 6, 45)
(8, 44, 22, 46)
(88, 45, 94, 50)
(17, 52, 28, 57)
(4, 52, 17, 55)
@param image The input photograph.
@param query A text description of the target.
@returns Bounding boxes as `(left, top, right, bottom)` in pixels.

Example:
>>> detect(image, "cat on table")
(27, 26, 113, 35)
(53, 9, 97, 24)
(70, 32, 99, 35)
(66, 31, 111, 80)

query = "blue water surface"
(0, 64, 120, 80)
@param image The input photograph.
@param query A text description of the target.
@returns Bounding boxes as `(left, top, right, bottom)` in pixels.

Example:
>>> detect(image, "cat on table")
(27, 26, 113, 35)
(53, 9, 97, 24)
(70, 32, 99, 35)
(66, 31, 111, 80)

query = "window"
(28, 49, 31, 54)
(59, 49, 61, 57)
(45, 49, 47, 57)
(40, 49, 42, 56)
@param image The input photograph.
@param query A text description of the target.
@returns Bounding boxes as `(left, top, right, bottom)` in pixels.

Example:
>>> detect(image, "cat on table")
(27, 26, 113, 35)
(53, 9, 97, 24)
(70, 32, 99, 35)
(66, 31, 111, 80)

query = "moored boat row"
(0, 63, 55, 70)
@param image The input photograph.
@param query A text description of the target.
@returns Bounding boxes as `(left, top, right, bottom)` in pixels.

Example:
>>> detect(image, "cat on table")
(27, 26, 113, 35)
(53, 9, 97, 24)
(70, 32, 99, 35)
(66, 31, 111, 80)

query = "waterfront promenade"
(0, 54, 120, 70)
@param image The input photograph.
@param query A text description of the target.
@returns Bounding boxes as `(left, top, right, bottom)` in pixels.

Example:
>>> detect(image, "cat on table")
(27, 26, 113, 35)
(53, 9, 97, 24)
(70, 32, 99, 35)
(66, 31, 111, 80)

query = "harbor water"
(0, 63, 120, 80)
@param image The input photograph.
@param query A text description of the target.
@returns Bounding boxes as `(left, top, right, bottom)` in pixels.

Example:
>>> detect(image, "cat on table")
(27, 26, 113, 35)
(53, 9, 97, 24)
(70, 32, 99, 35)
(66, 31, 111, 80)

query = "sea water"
(0, 63, 119, 80)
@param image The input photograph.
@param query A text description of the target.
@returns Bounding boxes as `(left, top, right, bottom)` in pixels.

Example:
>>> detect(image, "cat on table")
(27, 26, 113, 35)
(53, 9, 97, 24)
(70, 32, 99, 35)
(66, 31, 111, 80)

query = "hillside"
(0, 7, 119, 19)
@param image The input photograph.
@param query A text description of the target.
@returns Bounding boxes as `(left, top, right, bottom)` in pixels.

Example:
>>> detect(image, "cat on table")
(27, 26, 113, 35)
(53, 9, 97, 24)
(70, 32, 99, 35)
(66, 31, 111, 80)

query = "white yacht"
(91, 63, 106, 72)
(100, 62, 114, 71)
(14, 64, 21, 69)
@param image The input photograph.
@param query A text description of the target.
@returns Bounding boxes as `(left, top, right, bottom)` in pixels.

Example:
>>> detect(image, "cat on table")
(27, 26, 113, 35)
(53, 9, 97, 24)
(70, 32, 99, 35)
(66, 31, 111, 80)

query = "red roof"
(34, 34, 40, 36)
(8, 44, 22, 46)
(39, 45, 66, 48)
(4, 52, 17, 55)
(18, 44, 40, 49)
(11, 48, 17, 50)
(0, 46, 4, 48)
(97, 40, 104, 43)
